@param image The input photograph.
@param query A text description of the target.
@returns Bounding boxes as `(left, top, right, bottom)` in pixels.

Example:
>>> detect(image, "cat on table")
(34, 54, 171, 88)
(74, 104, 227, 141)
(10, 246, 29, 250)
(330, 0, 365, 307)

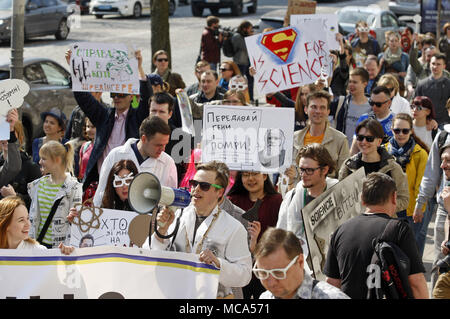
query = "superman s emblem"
(261, 28, 297, 63)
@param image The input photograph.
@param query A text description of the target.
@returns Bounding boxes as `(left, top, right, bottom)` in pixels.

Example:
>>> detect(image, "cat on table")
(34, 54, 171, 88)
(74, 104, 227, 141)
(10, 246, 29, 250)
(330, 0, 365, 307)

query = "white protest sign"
(301, 168, 365, 280)
(176, 90, 195, 137)
(70, 42, 139, 94)
(70, 207, 139, 248)
(0, 246, 220, 299)
(0, 79, 29, 140)
(201, 104, 294, 173)
(245, 20, 331, 95)
(290, 14, 340, 51)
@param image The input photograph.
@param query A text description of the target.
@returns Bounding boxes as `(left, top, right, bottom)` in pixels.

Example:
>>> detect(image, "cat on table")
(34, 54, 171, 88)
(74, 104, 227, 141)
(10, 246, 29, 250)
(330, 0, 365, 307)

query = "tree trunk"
(151, 0, 171, 72)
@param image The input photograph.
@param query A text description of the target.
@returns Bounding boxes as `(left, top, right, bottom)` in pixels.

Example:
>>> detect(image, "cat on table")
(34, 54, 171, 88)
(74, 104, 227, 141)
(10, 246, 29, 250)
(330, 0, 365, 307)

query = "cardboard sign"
(290, 14, 340, 51)
(201, 104, 294, 173)
(284, 0, 316, 26)
(245, 20, 331, 95)
(0, 246, 219, 299)
(70, 42, 139, 94)
(176, 90, 195, 137)
(70, 207, 139, 248)
(301, 168, 366, 280)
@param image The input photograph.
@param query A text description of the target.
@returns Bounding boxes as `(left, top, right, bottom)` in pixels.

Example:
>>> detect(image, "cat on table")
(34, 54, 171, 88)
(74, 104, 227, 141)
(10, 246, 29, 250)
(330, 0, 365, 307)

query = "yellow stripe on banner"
(0, 258, 220, 275)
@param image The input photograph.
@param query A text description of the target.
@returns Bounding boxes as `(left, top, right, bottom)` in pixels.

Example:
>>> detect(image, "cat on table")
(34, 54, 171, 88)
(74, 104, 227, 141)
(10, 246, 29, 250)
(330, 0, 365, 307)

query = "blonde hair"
(378, 73, 399, 95)
(39, 140, 75, 175)
(0, 196, 36, 248)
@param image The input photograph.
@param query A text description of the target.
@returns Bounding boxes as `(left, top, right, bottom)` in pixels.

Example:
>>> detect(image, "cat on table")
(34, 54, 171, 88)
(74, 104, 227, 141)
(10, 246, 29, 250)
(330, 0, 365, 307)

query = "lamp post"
(10, 0, 25, 81)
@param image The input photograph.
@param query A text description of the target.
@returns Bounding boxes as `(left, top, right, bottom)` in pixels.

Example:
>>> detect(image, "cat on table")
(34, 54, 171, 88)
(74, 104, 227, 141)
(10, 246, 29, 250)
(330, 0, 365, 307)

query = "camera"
(216, 26, 235, 38)
(437, 241, 450, 274)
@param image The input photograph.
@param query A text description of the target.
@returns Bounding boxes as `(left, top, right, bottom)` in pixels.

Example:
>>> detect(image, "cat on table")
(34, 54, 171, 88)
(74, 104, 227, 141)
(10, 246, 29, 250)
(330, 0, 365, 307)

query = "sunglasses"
(410, 104, 423, 111)
(156, 58, 168, 62)
(220, 68, 232, 72)
(113, 172, 134, 188)
(189, 179, 223, 191)
(356, 134, 376, 142)
(358, 27, 370, 32)
(298, 166, 322, 175)
(110, 93, 128, 99)
(393, 128, 411, 135)
(368, 98, 390, 107)
(252, 256, 299, 280)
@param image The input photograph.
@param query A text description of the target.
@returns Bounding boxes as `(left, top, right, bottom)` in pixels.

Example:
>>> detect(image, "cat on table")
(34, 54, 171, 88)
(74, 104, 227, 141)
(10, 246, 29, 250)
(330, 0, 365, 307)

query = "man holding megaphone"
(144, 161, 252, 299)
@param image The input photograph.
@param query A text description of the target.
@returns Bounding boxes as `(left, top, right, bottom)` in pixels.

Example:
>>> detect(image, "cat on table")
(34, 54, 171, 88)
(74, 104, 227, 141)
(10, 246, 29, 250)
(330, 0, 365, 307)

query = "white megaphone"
(128, 172, 191, 215)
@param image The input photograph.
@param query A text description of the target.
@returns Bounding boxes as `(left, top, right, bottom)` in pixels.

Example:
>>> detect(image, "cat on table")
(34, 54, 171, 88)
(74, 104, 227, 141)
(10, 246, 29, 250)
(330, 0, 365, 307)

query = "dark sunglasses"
(356, 134, 376, 142)
(410, 104, 423, 111)
(110, 93, 128, 99)
(189, 179, 223, 191)
(368, 99, 390, 107)
(157, 58, 168, 62)
(393, 128, 411, 135)
(220, 68, 231, 72)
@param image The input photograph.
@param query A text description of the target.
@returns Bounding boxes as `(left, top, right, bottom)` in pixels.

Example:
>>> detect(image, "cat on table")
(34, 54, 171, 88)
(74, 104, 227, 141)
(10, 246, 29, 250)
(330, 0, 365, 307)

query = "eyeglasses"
(393, 128, 411, 135)
(189, 179, 223, 191)
(410, 104, 423, 111)
(368, 98, 390, 107)
(220, 68, 232, 72)
(298, 166, 322, 175)
(252, 256, 299, 280)
(156, 58, 168, 62)
(110, 93, 128, 99)
(113, 172, 134, 188)
(358, 27, 370, 33)
(356, 134, 376, 142)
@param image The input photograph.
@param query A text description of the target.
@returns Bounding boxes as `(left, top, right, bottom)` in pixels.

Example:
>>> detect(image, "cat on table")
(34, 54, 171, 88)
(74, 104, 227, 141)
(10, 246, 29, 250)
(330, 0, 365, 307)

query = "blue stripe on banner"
(0, 253, 218, 271)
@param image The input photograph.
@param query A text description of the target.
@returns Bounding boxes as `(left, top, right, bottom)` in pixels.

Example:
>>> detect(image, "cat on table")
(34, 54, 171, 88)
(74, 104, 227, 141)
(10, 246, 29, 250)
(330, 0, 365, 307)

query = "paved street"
(0, 0, 438, 297)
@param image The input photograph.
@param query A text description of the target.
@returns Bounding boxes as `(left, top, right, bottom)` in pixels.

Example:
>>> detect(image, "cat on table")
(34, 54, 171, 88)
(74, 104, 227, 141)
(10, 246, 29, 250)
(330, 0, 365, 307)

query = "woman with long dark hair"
(101, 160, 138, 211)
(227, 171, 282, 299)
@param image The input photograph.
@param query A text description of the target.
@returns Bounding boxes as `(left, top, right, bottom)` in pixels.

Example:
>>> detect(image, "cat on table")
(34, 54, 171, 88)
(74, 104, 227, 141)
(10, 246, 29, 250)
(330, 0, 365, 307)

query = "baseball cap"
(147, 74, 164, 87)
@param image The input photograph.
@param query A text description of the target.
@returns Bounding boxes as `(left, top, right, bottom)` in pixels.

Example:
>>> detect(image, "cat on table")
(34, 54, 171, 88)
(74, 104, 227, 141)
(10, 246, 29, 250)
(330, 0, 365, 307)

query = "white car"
(89, 0, 151, 18)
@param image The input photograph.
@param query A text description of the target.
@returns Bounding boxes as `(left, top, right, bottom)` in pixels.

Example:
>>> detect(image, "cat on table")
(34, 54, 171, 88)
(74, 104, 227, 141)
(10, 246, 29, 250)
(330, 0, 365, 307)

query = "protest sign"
(70, 207, 139, 248)
(176, 90, 195, 137)
(201, 104, 294, 173)
(284, 0, 316, 26)
(0, 79, 29, 139)
(0, 246, 219, 299)
(290, 14, 340, 51)
(70, 42, 139, 94)
(301, 168, 365, 280)
(245, 20, 331, 95)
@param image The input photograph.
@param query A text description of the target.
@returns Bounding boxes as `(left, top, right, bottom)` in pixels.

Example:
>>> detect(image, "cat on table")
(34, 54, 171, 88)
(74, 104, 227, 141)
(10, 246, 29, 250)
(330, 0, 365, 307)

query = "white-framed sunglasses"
(230, 83, 247, 90)
(113, 172, 134, 188)
(358, 27, 370, 33)
(252, 255, 299, 280)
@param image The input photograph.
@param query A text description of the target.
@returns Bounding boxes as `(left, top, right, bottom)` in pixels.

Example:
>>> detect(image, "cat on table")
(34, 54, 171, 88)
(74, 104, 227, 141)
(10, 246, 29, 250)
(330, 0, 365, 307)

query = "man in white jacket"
(146, 160, 252, 298)
(93, 116, 177, 207)
(277, 143, 338, 257)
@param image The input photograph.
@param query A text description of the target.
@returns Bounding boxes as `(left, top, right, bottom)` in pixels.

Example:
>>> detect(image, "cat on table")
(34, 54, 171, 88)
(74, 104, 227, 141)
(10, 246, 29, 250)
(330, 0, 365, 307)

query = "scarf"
(383, 47, 402, 66)
(388, 137, 415, 171)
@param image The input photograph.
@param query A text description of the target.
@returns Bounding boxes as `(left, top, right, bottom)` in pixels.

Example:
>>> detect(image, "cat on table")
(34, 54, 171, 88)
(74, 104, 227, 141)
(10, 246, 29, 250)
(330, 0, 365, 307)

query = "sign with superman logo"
(260, 28, 298, 63)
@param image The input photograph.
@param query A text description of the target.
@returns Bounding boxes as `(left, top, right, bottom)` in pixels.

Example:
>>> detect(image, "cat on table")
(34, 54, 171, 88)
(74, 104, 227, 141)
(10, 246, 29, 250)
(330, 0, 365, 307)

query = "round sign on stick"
(128, 214, 152, 247)
(0, 79, 29, 116)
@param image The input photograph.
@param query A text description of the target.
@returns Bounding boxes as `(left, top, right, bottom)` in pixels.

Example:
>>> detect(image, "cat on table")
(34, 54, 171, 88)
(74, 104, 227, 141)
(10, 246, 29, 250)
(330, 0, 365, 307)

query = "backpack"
(222, 34, 236, 58)
(367, 219, 414, 299)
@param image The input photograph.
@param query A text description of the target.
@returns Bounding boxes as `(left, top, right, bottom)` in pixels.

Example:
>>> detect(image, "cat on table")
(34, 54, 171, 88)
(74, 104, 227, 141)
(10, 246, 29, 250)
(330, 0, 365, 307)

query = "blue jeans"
(415, 197, 437, 258)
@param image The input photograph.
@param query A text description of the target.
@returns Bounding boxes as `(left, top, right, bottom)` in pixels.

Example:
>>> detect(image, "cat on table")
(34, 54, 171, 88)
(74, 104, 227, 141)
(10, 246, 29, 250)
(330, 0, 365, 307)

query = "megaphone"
(128, 172, 191, 214)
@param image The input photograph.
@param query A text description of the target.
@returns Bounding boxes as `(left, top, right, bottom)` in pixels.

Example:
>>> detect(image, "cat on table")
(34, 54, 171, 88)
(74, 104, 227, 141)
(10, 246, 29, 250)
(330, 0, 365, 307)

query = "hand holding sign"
(0, 79, 29, 116)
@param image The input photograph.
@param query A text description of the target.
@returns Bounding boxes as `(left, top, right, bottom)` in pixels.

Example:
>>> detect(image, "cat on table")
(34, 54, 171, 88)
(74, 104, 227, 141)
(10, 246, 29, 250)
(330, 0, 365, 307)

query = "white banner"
(0, 246, 219, 299)
(201, 104, 294, 173)
(245, 20, 331, 95)
(70, 42, 139, 94)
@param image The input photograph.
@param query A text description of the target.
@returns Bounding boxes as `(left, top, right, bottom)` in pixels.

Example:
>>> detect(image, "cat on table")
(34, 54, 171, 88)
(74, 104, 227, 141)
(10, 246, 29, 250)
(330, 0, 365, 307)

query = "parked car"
(336, 5, 407, 47)
(0, 0, 72, 42)
(0, 58, 78, 153)
(190, 0, 257, 17)
(89, 0, 152, 18)
(388, 0, 419, 17)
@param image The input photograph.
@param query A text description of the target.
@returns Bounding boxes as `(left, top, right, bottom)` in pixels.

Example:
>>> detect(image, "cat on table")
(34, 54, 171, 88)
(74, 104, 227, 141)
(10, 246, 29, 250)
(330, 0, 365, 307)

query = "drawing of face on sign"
(258, 128, 286, 168)
(260, 27, 298, 64)
(106, 49, 133, 82)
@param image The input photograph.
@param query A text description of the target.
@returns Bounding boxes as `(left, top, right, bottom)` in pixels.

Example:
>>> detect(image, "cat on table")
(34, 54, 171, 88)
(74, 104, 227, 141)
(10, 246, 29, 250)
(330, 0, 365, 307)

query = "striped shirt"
(37, 177, 63, 245)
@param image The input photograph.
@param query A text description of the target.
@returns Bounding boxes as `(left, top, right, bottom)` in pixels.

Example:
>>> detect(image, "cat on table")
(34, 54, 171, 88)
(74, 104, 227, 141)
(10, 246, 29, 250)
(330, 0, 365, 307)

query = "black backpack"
(367, 219, 414, 299)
